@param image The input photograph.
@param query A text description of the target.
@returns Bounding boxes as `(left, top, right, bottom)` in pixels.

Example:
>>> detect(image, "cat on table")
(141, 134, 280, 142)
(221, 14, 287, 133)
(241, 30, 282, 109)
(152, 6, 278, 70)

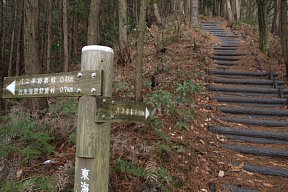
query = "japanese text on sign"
(80, 168, 90, 192)
(3, 70, 103, 98)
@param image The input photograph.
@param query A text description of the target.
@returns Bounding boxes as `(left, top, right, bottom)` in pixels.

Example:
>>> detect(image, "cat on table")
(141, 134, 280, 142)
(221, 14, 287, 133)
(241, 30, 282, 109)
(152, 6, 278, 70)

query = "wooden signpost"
(2, 45, 151, 192)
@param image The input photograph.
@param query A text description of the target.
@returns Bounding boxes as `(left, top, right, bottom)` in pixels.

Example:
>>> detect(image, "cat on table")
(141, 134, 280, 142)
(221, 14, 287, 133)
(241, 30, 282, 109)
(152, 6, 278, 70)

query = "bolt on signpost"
(2, 45, 151, 192)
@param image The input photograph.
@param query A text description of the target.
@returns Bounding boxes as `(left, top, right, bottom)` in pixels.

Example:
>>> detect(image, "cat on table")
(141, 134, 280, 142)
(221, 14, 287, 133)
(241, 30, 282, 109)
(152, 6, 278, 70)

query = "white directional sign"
(2, 70, 103, 98)
(6, 80, 16, 95)
(95, 97, 151, 122)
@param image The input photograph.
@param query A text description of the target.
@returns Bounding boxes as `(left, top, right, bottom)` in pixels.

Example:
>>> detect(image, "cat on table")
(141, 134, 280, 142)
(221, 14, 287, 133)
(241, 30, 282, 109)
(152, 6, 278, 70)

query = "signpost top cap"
(82, 45, 114, 54)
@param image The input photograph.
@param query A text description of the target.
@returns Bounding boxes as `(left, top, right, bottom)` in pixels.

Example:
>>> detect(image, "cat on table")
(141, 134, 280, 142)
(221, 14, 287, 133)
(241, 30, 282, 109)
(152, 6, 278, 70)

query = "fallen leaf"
(218, 170, 225, 177)
(200, 139, 205, 145)
(16, 169, 23, 180)
(263, 183, 274, 187)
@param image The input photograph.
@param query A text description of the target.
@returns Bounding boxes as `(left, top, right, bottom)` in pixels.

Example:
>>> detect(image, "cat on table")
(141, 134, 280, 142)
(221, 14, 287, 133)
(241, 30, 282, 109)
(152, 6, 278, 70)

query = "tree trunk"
(153, 2, 163, 28)
(16, 2, 23, 76)
(191, 0, 199, 27)
(184, 0, 191, 24)
(118, 0, 130, 65)
(8, 0, 17, 77)
(213, 0, 221, 16)
(135, 0, 147, 102)
(230, 0, 237, 20)
(179, 0, 184, 14)
(1, 0, 6, 74)
(226, 0, 234, 27)
(24, 0, 48, 116)
(0, 0, 3, 110)
(63, 0, 69, 72)
(256, 0, 269, 54)
(280, 0, 288, 76)
(235, 0, 241, 20)
(46, 0, 52, 72)
(185, 0, 190, 15)
(87, 0, 101, 44)
(272, 0, 281, 36)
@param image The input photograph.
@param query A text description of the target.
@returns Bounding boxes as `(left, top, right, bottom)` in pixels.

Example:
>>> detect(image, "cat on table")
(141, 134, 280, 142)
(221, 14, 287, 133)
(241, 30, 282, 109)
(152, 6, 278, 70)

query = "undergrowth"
(0, 116, 54, 163)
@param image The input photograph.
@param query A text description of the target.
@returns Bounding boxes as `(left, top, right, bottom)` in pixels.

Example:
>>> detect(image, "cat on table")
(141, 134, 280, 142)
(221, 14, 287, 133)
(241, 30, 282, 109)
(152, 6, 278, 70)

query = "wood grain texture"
(74, 46, 113, 192)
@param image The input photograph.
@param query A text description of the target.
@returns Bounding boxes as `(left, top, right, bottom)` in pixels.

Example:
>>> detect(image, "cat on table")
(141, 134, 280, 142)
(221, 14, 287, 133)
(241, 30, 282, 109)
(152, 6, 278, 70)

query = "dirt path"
(203, 21, 288, 191)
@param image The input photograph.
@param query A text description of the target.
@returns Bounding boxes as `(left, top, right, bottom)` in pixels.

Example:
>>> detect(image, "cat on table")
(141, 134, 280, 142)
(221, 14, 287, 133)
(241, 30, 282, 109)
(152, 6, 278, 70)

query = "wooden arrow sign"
(95, 97, 151, 122)
(2, 70, 103, 98)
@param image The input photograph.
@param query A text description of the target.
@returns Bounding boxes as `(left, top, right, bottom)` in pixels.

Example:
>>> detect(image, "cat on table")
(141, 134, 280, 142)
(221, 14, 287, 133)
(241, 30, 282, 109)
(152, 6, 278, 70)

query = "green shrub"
(115, 159, 145, 177)
(0, 180, 34, 192)
(176, 120, 188, 130)
(144, 89, 174, 114)
(0, 117, 54, 163)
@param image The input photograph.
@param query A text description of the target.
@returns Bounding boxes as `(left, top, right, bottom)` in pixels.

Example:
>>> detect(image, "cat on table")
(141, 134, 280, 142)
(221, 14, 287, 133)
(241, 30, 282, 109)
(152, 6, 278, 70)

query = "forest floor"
(0, 16, 288, 192)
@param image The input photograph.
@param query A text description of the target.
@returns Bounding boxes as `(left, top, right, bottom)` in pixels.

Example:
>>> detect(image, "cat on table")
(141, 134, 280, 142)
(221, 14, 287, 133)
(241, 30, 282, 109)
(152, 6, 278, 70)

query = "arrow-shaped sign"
(6, 80, 16, 95)
(96, 97, 151, 123)
(145, 107, 150, 119)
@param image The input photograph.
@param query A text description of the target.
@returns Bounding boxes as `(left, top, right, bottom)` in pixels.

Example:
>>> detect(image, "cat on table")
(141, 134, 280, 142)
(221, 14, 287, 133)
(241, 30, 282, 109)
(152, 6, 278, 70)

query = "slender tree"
(153, 1, 163, 28)
(191, 0, 199, 27)
(135, 0, 147, 102)
(226, 0, 234, 27)
(235, 0, 241, 20)
(0, 0, 3, 110)
(24, 0, 48, 116)
(87, 0, 101, 44)
(280, 0, 288, 76)
(15, 0, 23, 76)
(256, 0, 269, 54)
(272, 0, 281, 36)
(63, 0, 69, 72)
(118, 0, 130, 65)
(8, 0, 17, 76)
(46, 0, 52, 72)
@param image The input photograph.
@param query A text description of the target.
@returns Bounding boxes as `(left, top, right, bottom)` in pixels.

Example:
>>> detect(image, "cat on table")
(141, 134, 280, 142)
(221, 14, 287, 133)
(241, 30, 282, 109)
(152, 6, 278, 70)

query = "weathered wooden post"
(74, 45, 113, 192)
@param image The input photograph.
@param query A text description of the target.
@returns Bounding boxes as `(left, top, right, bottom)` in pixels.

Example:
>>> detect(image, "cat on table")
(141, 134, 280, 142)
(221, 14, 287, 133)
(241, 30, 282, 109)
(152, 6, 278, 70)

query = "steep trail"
(202, 21, 288, 191)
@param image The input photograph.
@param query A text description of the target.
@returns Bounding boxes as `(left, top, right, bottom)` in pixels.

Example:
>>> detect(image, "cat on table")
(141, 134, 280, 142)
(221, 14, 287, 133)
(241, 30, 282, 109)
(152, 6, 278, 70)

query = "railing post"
(74, 45, 114, 192)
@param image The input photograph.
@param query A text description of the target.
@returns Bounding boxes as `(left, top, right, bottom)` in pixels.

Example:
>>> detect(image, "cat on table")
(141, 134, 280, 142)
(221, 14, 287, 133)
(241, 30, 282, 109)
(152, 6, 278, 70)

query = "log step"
(220, 44, 240, 47)
(213, 52, 246, 56)
(222, 134, 288, 144)
(208, 126, 288, 141)
(214, 96, 288, 105)
(221, 40, 240, 43)
(210, 56, 241, 61)
(202, 24, 218, 27)
(219, 102, 285, 108)
(225, 185, 259, 192)
(218, 107, 288, 117)
(233, 162, 288, 177)
(207, 70, 277, 77)
(217, 116, 288, 127)
(207, 85, 287, 94)
(214, 47, 238, 50)
(204, 28, 225, 30)
(214, 61, 238, 66)
(209, 75, 274, 79)
(210, 78, 283, 85)
(222, 144, 288, 158)
(213, 33, 230, 36)
(214, 49, 239, 52)
(216, 34, 238, 38)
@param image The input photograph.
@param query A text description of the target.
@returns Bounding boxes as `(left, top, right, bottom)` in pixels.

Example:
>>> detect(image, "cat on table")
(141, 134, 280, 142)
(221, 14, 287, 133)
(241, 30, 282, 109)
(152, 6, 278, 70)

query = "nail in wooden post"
(74, 45, 113, 192)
